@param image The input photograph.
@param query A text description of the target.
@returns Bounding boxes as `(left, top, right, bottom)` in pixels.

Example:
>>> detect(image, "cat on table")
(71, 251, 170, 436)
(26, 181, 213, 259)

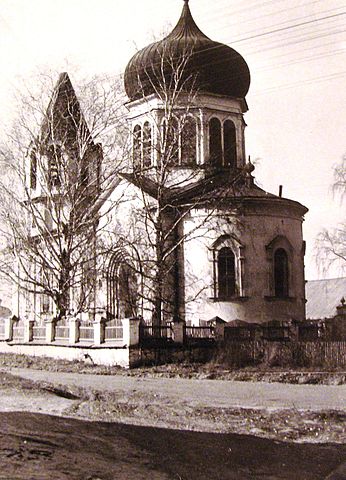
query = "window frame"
(142, 121, 152, 168)
(223, 119, 237, 168)
(47, 144, 62, 188)
(161, 114, 198, 167)
(209, 117, 222, 167)
(217, 247, 236, 300)
(274, 248, 289, 298)
(265, 236, 294, 300)
(208, 116, 238, 169)
(210, 235, 245, 301)
(30, 149, 37, 190)
(106, 250, 139, 320)
(132, 121, 153, 169)
(132, 124, 142, 169)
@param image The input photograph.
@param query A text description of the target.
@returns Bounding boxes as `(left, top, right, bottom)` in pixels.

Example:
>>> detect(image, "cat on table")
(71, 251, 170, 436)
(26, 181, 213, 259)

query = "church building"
(14, 0, 308, 330)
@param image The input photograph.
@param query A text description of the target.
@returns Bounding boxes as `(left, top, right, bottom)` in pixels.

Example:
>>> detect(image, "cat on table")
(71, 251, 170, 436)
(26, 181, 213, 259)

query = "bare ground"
(0, 354, 345, 479)
(1, 369, 345, 444)
(1, 411, 346, 480)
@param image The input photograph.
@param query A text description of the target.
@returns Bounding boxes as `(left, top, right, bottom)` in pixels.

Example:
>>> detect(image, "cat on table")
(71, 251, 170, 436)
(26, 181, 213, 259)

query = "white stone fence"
(0, 314, 143, 347)
(0, 316, 219, 347)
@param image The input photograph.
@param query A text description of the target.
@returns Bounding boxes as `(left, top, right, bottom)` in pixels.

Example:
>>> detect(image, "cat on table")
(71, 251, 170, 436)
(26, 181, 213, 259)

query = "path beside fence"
(7, 368, 346, 411)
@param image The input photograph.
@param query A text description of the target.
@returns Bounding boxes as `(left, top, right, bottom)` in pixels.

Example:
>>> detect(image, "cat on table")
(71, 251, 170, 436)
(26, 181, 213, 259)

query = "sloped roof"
(40, 72, 92, 151)
(227, 319, 259, 327)
(305, 277, 346, 319)
(120, 169, 308, 216)
(207, 316, 227, 324)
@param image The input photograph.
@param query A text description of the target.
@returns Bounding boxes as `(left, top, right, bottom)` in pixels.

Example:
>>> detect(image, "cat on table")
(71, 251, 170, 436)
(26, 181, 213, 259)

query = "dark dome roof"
(124, 0, 250, 101)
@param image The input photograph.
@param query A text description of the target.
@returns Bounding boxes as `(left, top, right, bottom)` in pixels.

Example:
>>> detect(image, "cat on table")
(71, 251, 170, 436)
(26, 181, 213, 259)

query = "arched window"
(181, 116, 197, 166)
(30, 150, 37, 190)
(107, 255, 137, 319)
(142, 121, 152, 167)
(209, 118, 222, 167)
(218, 247, 236, 299)
(274, 248, 289, 297)
(166, 116, 179, 165)
(47, 144, 62, 188)
(224, 120, 237, 168)
(133, 124, 141, 169)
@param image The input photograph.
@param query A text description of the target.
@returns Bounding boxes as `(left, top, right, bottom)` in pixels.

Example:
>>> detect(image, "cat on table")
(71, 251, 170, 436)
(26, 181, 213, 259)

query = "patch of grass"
(0, 353, 345, 384)
(0, 371, 86, 401)
(0, 353, 124, 375)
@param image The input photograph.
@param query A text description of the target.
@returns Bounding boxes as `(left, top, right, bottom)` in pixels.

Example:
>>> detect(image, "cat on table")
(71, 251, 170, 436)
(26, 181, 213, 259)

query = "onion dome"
(124, 0, 250, 101)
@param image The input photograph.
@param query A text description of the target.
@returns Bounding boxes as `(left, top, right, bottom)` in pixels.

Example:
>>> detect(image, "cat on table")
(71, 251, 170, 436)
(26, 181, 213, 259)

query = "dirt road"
(9, 367, 346, 410)
(1, 411, 345, 480)
(1, 368, 345, 478)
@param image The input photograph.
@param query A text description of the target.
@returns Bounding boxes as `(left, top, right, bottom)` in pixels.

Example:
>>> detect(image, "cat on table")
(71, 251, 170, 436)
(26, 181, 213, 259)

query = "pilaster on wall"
(24, 319, 34, 343)
(4, 317, 14, 341)
(122, 317, 141, 346)
(69, 317, 80, 344)
(93, 313, 106, 345)
(45, 318, 56, 343)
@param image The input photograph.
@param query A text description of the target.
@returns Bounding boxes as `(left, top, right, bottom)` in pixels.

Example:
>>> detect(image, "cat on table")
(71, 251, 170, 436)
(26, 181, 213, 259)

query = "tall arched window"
(133, 124, 141, 169)
(166, 116, 179, 165)
(142, 121, 152, 167)
(30, 150, 37, 190)
(274, 248, 289, 297)
(218, 247, 236, 299)
(181, 116, 197, 166)
(47, 144, 62, 188)
(209, 118, 222, 167)
(107, 256, 137, 319)
(224, 120, 237, 168)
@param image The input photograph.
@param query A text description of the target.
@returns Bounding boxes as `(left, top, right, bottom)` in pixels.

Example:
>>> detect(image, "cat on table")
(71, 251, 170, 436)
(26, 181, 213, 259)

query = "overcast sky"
(0, 0, 345, 279)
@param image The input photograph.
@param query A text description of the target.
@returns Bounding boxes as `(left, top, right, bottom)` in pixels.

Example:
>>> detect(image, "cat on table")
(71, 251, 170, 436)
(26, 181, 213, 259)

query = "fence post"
(45, 317, 56, 343)
(214, 323, 225, 340)
(69, 316, 80, 344)
(171, 322, 185, 344)
(93, 311, 106, 345)
(4, 317, 14, 341)
(288, 320, 299, 341)
(122, 317, 140, 347)
(24, 319, 34, 343)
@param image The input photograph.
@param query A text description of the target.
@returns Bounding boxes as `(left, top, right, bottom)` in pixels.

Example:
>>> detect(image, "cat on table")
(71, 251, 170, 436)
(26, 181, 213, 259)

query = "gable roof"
(40, 72, 92, 152)
(305, 277, 346, 319)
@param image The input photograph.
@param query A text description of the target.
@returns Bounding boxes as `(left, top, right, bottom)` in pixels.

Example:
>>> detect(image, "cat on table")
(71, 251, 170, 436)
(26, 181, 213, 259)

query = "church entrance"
(106, 253, 137, 320)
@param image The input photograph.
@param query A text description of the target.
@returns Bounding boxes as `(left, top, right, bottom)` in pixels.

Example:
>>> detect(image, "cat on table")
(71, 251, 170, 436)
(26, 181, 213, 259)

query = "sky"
(0, 0, 345, 280)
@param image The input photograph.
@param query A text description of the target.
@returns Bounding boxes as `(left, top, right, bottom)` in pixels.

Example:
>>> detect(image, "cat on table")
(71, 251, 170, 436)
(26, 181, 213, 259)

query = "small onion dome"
(124, 0, 250, 101)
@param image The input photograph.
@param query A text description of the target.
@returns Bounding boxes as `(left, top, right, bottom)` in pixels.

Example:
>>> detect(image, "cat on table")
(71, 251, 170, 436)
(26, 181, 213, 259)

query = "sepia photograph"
(0, 0, 345, 478)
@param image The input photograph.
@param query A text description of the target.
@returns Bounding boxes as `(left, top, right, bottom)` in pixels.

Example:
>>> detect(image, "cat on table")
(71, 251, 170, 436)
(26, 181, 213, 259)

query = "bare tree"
(111, 44, 250, 328)
(0, 70, 128, 320)
(0, 53, 251, 328)
(316, 154, 346, 273)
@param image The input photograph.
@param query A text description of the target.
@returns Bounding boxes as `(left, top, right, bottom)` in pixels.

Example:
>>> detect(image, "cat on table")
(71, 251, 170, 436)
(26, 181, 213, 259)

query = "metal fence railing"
(184, 326, 215, 339)
(55, 323, 69, 341)
(0, 321, 5, 339)
(105, 319, 123, 342)
(79, 322, 94, 343)
(140, 325, 173, 340)
(32, 325, 46, 341)
(12, 323, 25, 342)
